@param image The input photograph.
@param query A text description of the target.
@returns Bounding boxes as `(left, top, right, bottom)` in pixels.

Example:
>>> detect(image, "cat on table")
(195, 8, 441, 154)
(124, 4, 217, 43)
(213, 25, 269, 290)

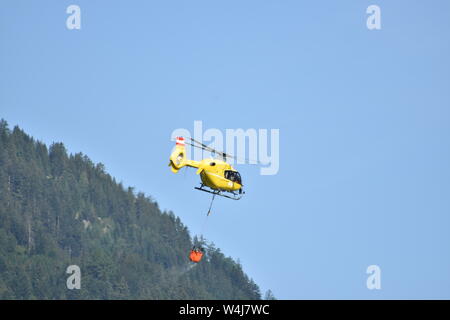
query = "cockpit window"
(224, 170, 242, 185)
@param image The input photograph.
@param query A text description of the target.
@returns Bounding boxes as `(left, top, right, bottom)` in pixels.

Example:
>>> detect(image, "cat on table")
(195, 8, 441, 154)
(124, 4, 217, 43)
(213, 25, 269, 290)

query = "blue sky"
(1, 1, 450, 299)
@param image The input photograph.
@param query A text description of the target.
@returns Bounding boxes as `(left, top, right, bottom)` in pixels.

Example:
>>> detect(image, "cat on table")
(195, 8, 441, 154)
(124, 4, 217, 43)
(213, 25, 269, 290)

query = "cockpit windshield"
(224, 170, 242, 185)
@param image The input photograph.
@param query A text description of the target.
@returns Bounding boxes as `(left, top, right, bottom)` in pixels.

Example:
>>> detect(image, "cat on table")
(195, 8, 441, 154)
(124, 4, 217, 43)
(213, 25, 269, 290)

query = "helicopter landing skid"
(195, 185, 243, 201)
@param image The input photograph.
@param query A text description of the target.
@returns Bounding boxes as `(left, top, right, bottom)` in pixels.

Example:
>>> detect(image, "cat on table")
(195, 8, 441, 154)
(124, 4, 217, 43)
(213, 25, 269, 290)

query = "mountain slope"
(0, 119, 261, 299)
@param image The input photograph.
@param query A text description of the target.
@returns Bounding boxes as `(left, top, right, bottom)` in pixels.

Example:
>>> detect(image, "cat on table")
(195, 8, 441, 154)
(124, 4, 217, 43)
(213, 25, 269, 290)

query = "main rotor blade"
(187, 138, 230, 158)
(186, 138, 266, 164)
(189, 138, 211, 150)
(185, 141, 216, 154)
(223, 153, 267, 165)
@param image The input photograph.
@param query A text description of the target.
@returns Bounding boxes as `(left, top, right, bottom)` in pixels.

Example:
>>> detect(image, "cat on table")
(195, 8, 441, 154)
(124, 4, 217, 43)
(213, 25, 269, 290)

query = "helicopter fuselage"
(197, 159, 242, 192)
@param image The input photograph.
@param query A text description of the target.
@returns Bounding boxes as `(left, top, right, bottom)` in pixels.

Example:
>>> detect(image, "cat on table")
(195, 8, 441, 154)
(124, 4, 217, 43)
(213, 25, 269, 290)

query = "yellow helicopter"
(169, 137, 245, 212)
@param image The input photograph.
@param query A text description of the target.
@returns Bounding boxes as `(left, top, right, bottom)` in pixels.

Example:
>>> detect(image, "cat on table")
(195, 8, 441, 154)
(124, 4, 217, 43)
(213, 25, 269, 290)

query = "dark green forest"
(0, 119, 264, 299)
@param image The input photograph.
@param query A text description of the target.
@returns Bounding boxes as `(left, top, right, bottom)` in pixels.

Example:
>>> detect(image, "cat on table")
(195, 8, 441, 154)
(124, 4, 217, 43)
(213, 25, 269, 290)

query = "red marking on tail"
(176, 136, 185, 146)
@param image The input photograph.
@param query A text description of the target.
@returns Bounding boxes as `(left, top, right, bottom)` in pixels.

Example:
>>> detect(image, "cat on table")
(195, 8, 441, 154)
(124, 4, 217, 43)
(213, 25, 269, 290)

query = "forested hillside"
(0, 119, 262, 299)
